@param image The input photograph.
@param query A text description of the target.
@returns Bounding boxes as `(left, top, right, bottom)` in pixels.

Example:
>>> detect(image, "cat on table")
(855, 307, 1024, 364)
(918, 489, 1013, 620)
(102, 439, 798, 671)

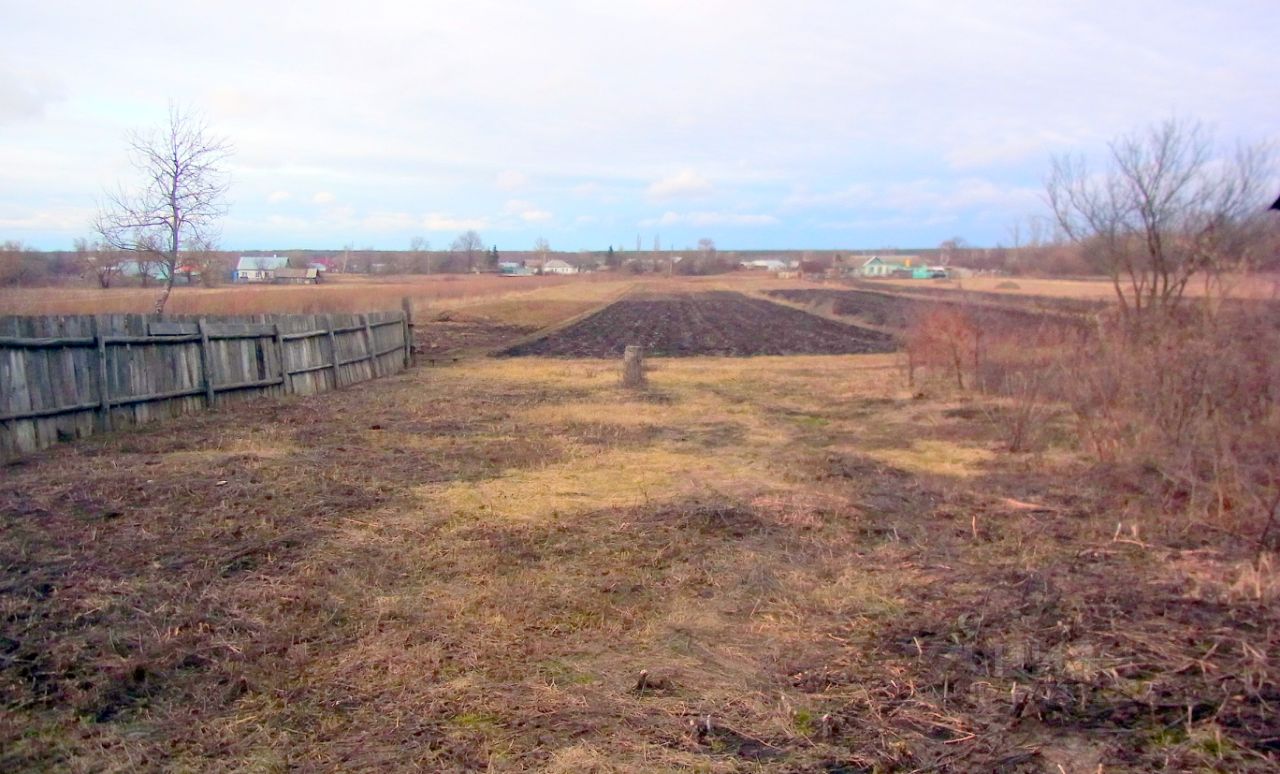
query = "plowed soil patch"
(500, 291, 896, 357)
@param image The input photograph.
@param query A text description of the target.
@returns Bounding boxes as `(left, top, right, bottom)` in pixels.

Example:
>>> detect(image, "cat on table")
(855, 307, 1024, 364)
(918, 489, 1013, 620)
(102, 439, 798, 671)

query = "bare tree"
(450, 230, 484, 272)
(533, 237, 551, 265)
(697, 237, 716, 257)
(1047, 118, 1274, 319)
(184, 236, 225, 287)
(73, 237, 125, 288)
(938, 237, 968, 267)
(95, 104, 231, 313)
(409, 235, 432, 274)
(0, 240, 35, 285)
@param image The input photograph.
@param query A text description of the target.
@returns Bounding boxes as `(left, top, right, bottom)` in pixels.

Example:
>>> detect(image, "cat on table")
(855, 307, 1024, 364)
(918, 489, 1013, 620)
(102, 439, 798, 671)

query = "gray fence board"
(0, 309, 412, 460)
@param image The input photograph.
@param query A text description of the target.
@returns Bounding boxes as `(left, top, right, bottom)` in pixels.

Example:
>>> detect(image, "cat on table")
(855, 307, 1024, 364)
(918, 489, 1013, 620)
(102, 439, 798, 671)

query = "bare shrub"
(902, 305, 978, 390)
(904, 307, 1078, 453)
(1061, 305, 1280, 542)
(973, 325, 1069, 453)
(906, 284, 1280, 541)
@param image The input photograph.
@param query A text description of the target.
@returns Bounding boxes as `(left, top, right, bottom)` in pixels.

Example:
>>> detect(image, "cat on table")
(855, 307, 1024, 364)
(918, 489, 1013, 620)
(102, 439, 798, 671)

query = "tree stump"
(622, 345, 645, 387)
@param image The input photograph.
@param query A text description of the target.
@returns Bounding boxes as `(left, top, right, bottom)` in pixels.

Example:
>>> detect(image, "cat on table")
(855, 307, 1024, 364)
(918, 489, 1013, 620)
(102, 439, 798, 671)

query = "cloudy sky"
(3, 1, 1276, 252)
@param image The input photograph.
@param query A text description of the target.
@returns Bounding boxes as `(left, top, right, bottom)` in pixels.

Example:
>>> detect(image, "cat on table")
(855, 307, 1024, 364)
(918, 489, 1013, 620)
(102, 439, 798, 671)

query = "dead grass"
(0, 273, 616, 317)
(876, 272, 1280, 300)
(3, 350, 1277, 771)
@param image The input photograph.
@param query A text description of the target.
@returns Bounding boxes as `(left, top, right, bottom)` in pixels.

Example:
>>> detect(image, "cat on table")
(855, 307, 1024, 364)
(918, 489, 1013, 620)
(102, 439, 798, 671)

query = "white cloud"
(786, 178, 1041, 218)
(264, 213, 310, 230)
(363, 211, 417, 230)
(0, 205, 93, 232)
(495, 170, 527, 190)
(641, 211, 778, 227)
(783, 184, 875, 210)
(4, 1, 1278, 249)
(267, 190, 291, 204)
(422, 212, 488, 231)
(332, 205, 356, 219)
(816, 214, 958, 230)
(504, 199, 552, 223)
(646, 169, 713, 200)
(0, 62, 63, 125)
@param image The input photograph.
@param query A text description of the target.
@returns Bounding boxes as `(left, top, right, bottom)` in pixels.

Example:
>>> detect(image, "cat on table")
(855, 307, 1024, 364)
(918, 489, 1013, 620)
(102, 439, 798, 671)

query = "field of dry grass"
(4, 271, 1276, 322)
(873, 273, 1280, 300)
(0, 274, 614, 317)
(4, 342, 1276, 770)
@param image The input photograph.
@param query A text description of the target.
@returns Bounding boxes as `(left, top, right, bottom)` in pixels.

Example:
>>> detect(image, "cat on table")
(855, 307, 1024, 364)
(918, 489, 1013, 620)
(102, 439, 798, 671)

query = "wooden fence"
(1, 306, 414, 460)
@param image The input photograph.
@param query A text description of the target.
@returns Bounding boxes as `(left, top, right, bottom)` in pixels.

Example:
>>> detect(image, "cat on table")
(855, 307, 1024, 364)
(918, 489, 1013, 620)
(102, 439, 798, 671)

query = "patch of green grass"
(450, 711, 501, 730)
(1146, 725, 1189, 748)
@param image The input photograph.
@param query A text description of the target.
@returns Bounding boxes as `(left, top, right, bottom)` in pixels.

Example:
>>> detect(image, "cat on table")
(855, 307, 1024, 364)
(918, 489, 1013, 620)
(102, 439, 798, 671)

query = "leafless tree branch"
(1046, 117, 1275, 323)
(95, 102, 231, 312)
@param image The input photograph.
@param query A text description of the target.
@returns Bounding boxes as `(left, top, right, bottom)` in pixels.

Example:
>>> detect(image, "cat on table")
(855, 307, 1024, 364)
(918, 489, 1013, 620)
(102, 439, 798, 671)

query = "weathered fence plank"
(197, 318, 215, 407)
(0, 309, 412, 460)
(91, 317, 112, 431)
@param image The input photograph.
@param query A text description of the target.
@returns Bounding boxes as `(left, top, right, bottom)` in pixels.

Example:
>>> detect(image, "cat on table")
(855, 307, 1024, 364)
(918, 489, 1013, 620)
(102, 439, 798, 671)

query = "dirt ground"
(3, 344, 1277, 771)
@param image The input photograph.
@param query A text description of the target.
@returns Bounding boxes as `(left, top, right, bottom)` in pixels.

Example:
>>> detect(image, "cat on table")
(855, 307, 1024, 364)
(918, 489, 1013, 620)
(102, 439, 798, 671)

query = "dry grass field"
(4, 337, 1277, 771)
(873, 273, 1280, 300)
(3, 275, 1278, 771)
(0, 274, 609, 317)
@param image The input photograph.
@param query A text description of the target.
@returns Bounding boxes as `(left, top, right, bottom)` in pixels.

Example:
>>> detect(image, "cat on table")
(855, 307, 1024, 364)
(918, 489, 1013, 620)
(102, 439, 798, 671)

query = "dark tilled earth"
(765, 287, 1079, 331)
(499, 291, 897, 357)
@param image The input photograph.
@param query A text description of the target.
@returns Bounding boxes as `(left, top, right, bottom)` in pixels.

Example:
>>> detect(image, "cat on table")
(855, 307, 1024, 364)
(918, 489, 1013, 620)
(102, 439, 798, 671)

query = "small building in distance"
(234, 255, 290, 282)
(740, 258, 789, 272)
(498, 261, 533, 276)
(857, 255, 947, 279)
(273, 267, 320, 284)
(119, 260, 173, 282)
(541, 259, 578, 275)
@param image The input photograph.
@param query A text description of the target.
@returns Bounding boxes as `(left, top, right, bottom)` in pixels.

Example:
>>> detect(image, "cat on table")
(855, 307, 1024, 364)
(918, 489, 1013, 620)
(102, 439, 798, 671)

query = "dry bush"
(974, 334, 1061, 453)
(903, 305, 1075, 454)
(902, 305, 978, 390)
(1062, 308, 1280, 544)
(904, 290, 1280, 542)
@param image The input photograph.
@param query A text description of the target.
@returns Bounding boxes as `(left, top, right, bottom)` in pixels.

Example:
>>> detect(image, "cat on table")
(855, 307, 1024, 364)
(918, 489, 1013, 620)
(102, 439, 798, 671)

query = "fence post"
(197, 317, 216, 408)
(91, 317, 113, 431)
(400, 297, 414, 368)
(327, 317, 341, 389)
(622, 345, 645, 387)
(362, 313, 380, 378)
(273, 322, 290, 394)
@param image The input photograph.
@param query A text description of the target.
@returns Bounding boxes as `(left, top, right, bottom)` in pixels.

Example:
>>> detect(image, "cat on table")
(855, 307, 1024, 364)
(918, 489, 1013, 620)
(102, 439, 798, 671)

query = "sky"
(2, 0, 1277, 252)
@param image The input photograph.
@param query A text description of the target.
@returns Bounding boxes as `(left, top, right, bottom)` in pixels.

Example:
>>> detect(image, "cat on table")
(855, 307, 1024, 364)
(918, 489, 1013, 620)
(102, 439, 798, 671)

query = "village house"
(540, 259, 578, 275)
(857, 255, 947, 279)
(740, 258, 789, 272)
(272, 267, 320, 284)
(118, 260, 171, 282)
(498, 261, 533, 276)
(234, 255, 290, 283)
